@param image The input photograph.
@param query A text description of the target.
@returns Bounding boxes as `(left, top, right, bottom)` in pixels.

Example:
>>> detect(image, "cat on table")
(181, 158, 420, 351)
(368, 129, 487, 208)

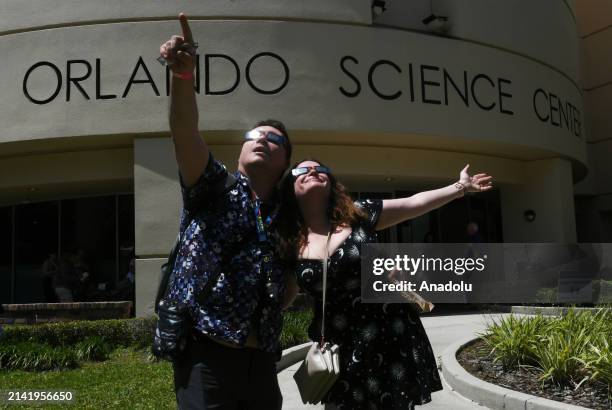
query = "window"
(0, 207, 12, 304)
(2, 194, 134, 304)
(14, 202, 59, 303)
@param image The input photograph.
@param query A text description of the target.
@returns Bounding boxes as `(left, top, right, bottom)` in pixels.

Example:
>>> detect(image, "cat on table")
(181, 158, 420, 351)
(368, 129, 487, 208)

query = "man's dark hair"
(253, 119, 292, 162)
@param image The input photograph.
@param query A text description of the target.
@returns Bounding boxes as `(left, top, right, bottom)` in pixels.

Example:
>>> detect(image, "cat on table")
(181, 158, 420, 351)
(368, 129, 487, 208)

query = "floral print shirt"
(165, 153, 285, 354)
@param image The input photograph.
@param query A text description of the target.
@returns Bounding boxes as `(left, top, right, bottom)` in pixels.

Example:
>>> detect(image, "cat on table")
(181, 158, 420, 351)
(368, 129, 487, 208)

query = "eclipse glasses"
(291, 165, 331, 177)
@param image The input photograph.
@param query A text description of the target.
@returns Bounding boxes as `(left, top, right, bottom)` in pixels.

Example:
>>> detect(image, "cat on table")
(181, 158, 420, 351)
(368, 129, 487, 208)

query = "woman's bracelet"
(454, 181, 467, 197)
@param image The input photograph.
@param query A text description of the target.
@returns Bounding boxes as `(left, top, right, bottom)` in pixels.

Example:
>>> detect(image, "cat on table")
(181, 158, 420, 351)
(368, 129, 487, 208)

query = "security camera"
(422, 14, 450, 33)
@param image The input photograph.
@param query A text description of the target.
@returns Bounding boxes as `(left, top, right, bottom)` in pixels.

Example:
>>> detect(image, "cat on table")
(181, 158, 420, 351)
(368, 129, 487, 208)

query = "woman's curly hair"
(276, 159, 367, 267)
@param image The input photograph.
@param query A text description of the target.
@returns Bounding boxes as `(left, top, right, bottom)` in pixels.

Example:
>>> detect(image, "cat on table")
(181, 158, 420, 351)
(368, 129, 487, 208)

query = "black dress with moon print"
(296, 199, 443, 410)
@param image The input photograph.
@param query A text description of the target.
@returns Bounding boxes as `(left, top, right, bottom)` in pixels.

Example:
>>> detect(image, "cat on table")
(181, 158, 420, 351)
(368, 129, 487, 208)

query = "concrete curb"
(511, 306, 610, 316)
(440, 336, 592, 410)
(276, 342, 312, 373)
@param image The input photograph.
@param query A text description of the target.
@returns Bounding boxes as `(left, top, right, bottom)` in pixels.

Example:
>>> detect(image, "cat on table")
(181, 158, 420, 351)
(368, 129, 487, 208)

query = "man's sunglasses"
(291, 165, 331, 177)
(244, 129, 288, 147)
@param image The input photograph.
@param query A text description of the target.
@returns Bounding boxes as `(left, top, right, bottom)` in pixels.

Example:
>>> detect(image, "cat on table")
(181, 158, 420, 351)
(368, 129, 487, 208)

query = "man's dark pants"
(173, 333, 282, 410)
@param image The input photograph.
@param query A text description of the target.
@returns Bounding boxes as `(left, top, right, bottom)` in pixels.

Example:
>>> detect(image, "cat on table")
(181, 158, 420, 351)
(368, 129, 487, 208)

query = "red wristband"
(173, 71, 194, 81)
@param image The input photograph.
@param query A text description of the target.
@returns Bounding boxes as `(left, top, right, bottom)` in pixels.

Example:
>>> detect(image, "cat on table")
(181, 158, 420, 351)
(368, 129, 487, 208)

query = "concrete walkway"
(279, 312, 510, 410)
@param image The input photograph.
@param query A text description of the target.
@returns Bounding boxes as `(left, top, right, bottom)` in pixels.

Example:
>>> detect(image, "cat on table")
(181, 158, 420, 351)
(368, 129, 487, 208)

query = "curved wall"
(0, 0, 371, 33)
(1, 19, 586, 170)
(375, 0, 580, 84)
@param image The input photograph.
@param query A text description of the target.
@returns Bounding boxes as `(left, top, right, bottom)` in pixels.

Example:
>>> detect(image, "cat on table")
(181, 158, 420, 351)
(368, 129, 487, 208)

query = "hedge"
(0, 317, 156, 350)
(0, 310, 312, 371)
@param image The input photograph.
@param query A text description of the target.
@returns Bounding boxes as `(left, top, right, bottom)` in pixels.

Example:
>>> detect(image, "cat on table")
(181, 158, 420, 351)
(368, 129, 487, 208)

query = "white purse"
(293, 231, 340, 404)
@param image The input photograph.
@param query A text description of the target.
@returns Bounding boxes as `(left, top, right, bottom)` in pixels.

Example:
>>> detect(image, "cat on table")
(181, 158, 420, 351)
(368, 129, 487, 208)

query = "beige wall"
(0, 148, 133, 205)
(135, 258, 165, 317)
(2, 20, 586, 173)
(376, 0, 580, 83)
(501, 158, 576, 242)
(573, 3, 612, 240)
(0, 0, 371, 34)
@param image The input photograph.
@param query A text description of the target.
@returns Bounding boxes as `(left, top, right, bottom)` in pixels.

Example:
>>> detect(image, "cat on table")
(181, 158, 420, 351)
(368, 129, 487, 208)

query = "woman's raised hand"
(459, 164, 493, 193)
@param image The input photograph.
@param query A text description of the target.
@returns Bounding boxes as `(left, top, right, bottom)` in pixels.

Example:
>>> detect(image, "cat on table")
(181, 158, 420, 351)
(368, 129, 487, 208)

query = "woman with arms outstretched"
(279, 160, 493, 409)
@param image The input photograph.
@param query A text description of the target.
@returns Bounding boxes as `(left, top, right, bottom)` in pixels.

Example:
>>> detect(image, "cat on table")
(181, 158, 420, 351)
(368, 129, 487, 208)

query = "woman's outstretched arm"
(375, 164, 493, 230)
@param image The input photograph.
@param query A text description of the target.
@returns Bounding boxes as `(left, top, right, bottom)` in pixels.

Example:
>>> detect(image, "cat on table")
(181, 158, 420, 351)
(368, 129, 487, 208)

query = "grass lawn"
(1, 348, 175, 409)
(0, 310, 313, 409)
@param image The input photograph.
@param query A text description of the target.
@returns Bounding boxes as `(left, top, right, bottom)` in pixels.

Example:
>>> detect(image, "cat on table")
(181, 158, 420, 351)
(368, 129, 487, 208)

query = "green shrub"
(480, 314, 548, 368)
(1, 317, 156, 350)
(532, 328, 590, 385)
(0, 311, 312, 371)
(0, 342, 78, 371)
(280, 309, 313, 350)
(0, 317, 155, 371)
(2, 312, 312, 351)
(480, 308, 612, 388)
(74, 336, 112, 362)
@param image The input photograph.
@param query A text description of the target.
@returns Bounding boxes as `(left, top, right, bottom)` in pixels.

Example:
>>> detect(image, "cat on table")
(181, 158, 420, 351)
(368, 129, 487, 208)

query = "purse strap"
(320, 229, 332, 346)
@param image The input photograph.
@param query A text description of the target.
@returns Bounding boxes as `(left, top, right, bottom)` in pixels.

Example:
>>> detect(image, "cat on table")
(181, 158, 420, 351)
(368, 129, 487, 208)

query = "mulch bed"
(457, 339, 611, 410)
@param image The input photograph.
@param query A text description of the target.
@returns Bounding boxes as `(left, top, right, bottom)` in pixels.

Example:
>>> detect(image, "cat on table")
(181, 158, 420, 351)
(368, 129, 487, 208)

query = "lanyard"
(253, 199, 275, 242)
(252, 196, 280, 301)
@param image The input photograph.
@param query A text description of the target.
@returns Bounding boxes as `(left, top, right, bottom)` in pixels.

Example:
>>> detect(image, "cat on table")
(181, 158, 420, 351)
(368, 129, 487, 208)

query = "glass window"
(438, 196, 470, 243)
(115, 195, 136, 304)
(60, 196, 116, 302)
(15, 202, 59, 303)
(0, 207, 12, 304)
(7, 195, 135, 305)
(118, 195, 135, 280)
(484, 190, 504, 242)
(395, 191, 439, 243)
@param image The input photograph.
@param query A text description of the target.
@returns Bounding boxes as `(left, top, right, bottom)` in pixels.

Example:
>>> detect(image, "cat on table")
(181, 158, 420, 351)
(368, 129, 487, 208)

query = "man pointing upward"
(156, 13, 297, 410)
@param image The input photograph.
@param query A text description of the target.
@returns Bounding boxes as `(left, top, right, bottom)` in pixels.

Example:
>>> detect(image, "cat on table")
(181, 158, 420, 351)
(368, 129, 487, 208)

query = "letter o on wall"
(23, 61, 63, 105)
(245, 52, 290, 95)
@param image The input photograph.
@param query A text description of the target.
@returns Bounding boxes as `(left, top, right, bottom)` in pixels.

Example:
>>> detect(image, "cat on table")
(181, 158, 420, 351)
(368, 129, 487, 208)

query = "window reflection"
(15, 202, 59, 303)
(0, 207, 12, 304)
(4, 195, 134, 305)
(61, 197, 115, 302)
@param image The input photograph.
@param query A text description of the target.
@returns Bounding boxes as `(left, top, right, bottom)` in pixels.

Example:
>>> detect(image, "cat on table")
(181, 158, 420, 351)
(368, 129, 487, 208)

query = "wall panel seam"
(0, 16, 371, 37)
(584, 80, 612, 92)
(586, 138, 612, 144)
(581, 23, 612, 39)
(562, 0, 577, 25)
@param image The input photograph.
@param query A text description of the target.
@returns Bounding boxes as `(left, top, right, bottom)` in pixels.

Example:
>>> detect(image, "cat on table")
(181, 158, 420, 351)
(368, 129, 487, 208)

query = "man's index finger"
(179, 13, 193, 43)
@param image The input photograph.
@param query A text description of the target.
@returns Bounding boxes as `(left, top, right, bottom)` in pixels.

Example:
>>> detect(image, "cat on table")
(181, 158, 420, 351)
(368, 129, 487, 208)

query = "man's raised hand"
(159, 13, 196, 74)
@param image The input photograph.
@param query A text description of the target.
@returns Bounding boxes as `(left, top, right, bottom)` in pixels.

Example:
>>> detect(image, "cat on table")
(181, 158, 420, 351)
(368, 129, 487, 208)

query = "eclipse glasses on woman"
(291, 165, 331, 178)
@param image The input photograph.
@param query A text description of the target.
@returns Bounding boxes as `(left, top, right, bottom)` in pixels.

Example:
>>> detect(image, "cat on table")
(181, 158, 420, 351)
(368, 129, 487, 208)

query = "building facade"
(1, 1, 609, 315)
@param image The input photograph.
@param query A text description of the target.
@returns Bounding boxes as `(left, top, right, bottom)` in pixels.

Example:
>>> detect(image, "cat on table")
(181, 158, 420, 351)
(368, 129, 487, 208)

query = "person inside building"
(278, 159, 492, 409)
(42, 253, 60, 303)
(154, 13, 298, 410)
(466, 221, 484, 243)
